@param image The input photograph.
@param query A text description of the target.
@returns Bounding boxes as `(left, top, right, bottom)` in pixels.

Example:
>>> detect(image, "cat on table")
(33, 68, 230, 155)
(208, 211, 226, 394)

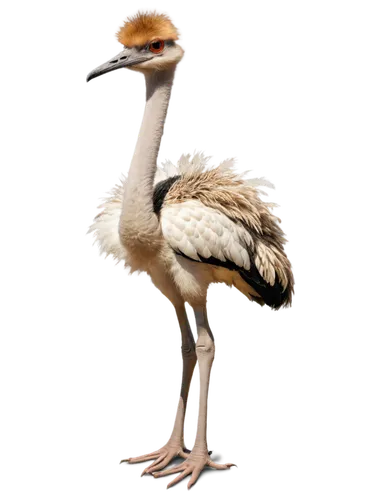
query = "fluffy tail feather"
(248, 239, 294, 308)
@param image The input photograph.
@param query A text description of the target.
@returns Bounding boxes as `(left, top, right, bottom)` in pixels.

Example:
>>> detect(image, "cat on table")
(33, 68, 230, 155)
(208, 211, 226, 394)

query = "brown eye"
(149, 39, 164, 54)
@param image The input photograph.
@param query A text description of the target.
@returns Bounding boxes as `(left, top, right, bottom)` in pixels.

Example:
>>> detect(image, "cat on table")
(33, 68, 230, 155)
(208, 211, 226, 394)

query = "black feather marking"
(238, 267, 288, 310)
(174, 250, 289, 310)
(153, 176, 181, 215)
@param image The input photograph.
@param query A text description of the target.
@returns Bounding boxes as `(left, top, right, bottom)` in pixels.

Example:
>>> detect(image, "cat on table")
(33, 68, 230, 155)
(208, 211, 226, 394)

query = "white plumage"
(162, 200, 252, 269)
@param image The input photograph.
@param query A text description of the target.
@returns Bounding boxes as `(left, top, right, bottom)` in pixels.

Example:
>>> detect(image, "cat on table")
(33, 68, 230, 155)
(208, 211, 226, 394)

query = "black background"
(71, 2, 318, 496)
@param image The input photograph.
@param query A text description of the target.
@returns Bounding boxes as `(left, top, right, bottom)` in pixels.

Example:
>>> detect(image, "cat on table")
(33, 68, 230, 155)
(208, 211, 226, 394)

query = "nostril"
(119, 56, 128, 60)
(109, 59, 118, 64)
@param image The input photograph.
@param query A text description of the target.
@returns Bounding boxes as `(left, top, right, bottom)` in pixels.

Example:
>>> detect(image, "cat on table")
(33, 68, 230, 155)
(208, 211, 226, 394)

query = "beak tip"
(83, 73, 92, 85)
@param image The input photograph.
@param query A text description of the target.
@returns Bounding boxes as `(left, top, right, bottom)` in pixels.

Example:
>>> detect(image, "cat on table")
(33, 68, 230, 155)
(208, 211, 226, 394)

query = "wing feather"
(161, 200, 252, 271)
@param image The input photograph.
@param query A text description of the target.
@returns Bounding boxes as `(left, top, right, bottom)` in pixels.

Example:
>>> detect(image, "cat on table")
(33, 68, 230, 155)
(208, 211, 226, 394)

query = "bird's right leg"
(121, 304, 197, 475)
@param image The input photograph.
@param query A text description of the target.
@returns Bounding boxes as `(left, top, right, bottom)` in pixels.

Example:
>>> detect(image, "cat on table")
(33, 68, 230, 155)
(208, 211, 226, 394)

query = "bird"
(87, 11, 294, 489)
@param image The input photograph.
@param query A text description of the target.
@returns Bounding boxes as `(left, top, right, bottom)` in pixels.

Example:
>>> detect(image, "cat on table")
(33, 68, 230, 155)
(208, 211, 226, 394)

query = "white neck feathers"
(120, 67, 175, 248)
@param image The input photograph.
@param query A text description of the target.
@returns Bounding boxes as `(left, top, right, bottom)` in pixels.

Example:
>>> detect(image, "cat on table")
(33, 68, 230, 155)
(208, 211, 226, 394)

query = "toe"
(207, 460, 236, 470)
(153, 464, 184, 478)
(167, 469, 191, 488)
(123, 451, 159, 464)
(147, 455, 174, 474)
(187, 467, 202, 489)
(141, 454, 167, 475)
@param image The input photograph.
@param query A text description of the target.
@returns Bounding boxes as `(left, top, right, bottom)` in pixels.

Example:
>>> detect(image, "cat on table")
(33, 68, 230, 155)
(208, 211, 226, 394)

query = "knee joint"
(195, 342, 215, 359)
(181, 343, 197, 360)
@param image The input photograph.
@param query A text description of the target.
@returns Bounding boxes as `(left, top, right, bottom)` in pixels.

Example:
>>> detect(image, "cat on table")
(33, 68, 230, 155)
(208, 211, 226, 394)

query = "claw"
(119, 459, 129, 464)
(140, 467, 152, 477)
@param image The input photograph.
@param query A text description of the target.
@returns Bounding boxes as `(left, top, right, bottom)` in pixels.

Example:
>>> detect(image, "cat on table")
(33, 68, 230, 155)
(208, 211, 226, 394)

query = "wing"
(161, 199, 292, 309)
(161, 200, 253, 271)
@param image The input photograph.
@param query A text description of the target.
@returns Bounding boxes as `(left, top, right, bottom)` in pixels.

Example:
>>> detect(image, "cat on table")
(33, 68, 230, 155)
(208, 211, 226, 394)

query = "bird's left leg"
(121, 300, 197, 477)
(153, 304, 235, 488)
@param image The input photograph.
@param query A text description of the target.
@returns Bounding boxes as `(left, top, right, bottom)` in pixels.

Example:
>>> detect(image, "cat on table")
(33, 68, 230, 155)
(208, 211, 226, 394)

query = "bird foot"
(152, 448, 236, 489)
(120, 441, 190, 476)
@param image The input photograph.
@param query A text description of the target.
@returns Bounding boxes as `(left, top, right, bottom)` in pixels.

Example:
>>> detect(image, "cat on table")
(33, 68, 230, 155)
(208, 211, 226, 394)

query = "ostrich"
(87, 11, 294, 489)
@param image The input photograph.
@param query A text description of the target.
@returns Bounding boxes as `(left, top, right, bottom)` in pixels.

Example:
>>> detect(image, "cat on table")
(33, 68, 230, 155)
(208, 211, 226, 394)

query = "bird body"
(90, 154, 293, 308)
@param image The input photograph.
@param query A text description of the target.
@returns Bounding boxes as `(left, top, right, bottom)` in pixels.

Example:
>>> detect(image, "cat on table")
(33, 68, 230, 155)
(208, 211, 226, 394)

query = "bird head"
(87, 11, 184, 82)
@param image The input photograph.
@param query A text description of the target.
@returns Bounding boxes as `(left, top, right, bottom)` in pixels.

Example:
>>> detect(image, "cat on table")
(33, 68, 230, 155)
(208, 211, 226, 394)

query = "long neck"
(121, 68, 175, 241)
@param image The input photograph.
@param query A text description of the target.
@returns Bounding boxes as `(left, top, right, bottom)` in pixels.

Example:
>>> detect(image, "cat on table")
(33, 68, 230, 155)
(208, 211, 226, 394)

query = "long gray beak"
(86, 48, 150, 82)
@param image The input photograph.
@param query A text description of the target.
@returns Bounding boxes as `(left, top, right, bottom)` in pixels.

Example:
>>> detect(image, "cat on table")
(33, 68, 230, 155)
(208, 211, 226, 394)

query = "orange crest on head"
(117, 11, 179, 47)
